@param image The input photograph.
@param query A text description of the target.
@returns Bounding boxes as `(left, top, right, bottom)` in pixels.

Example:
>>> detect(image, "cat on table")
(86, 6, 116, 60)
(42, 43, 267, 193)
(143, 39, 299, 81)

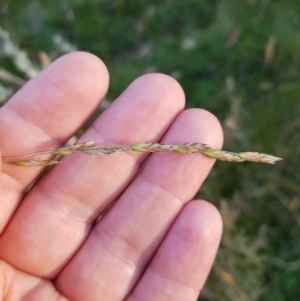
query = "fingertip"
(128, 73, 186, 109)
(172, 200, 223, 286)
(57, 51, 109, 79)
(183, 200, 223, 243)
(169, 200, 223, 253)
(183, 108, 224, 149)
(134, 199, 223, 301)
(92, 72, 186, 144)
(50, 51, 110, 100)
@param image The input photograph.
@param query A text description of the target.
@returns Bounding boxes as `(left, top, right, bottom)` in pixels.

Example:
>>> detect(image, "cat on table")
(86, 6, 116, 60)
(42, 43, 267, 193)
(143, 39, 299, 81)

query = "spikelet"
(2, 142, 282, 167)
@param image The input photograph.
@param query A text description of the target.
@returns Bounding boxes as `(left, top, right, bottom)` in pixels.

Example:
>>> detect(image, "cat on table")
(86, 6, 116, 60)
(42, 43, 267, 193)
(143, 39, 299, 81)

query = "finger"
(126, 201, 222, 301)
(55, 109, 223, 301)
(0, 74, 185, 277)
(0, 260, 65, 300)
(0, 52, 109, 232)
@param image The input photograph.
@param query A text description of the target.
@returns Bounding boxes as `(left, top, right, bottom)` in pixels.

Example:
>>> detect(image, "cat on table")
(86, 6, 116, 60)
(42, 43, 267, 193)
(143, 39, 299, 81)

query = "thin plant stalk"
(2, 141, 282, 167)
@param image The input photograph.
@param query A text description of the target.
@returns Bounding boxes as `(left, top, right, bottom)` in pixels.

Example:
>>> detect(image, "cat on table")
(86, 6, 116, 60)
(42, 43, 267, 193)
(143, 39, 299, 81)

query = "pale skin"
(0, 52, 223, 301)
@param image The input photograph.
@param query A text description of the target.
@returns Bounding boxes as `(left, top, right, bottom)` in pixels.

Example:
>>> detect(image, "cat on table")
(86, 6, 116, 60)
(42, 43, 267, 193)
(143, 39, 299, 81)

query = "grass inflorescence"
(2, 141, 282, 167)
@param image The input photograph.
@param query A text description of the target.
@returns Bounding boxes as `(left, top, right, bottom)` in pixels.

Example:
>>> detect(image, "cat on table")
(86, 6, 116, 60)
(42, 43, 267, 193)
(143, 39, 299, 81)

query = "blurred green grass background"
(0, 1, 300, 300)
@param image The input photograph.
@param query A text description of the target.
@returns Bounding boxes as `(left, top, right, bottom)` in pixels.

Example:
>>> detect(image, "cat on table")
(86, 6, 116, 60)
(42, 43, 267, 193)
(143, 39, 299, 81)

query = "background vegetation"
(0, 0, 299, 300)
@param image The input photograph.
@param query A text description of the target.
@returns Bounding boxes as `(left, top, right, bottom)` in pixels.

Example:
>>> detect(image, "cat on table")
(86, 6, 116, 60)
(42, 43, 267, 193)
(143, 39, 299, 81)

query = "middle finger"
(0, 73, 185, 277)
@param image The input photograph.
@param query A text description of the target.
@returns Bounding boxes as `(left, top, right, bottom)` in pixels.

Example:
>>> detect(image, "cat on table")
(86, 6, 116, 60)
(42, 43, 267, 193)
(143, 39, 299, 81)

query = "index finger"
(0, 52, 109, 232)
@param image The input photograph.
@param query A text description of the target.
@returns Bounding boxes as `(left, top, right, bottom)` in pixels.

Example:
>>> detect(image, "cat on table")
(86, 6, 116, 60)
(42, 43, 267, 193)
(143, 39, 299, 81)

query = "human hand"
(0, 52, 223, 301)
